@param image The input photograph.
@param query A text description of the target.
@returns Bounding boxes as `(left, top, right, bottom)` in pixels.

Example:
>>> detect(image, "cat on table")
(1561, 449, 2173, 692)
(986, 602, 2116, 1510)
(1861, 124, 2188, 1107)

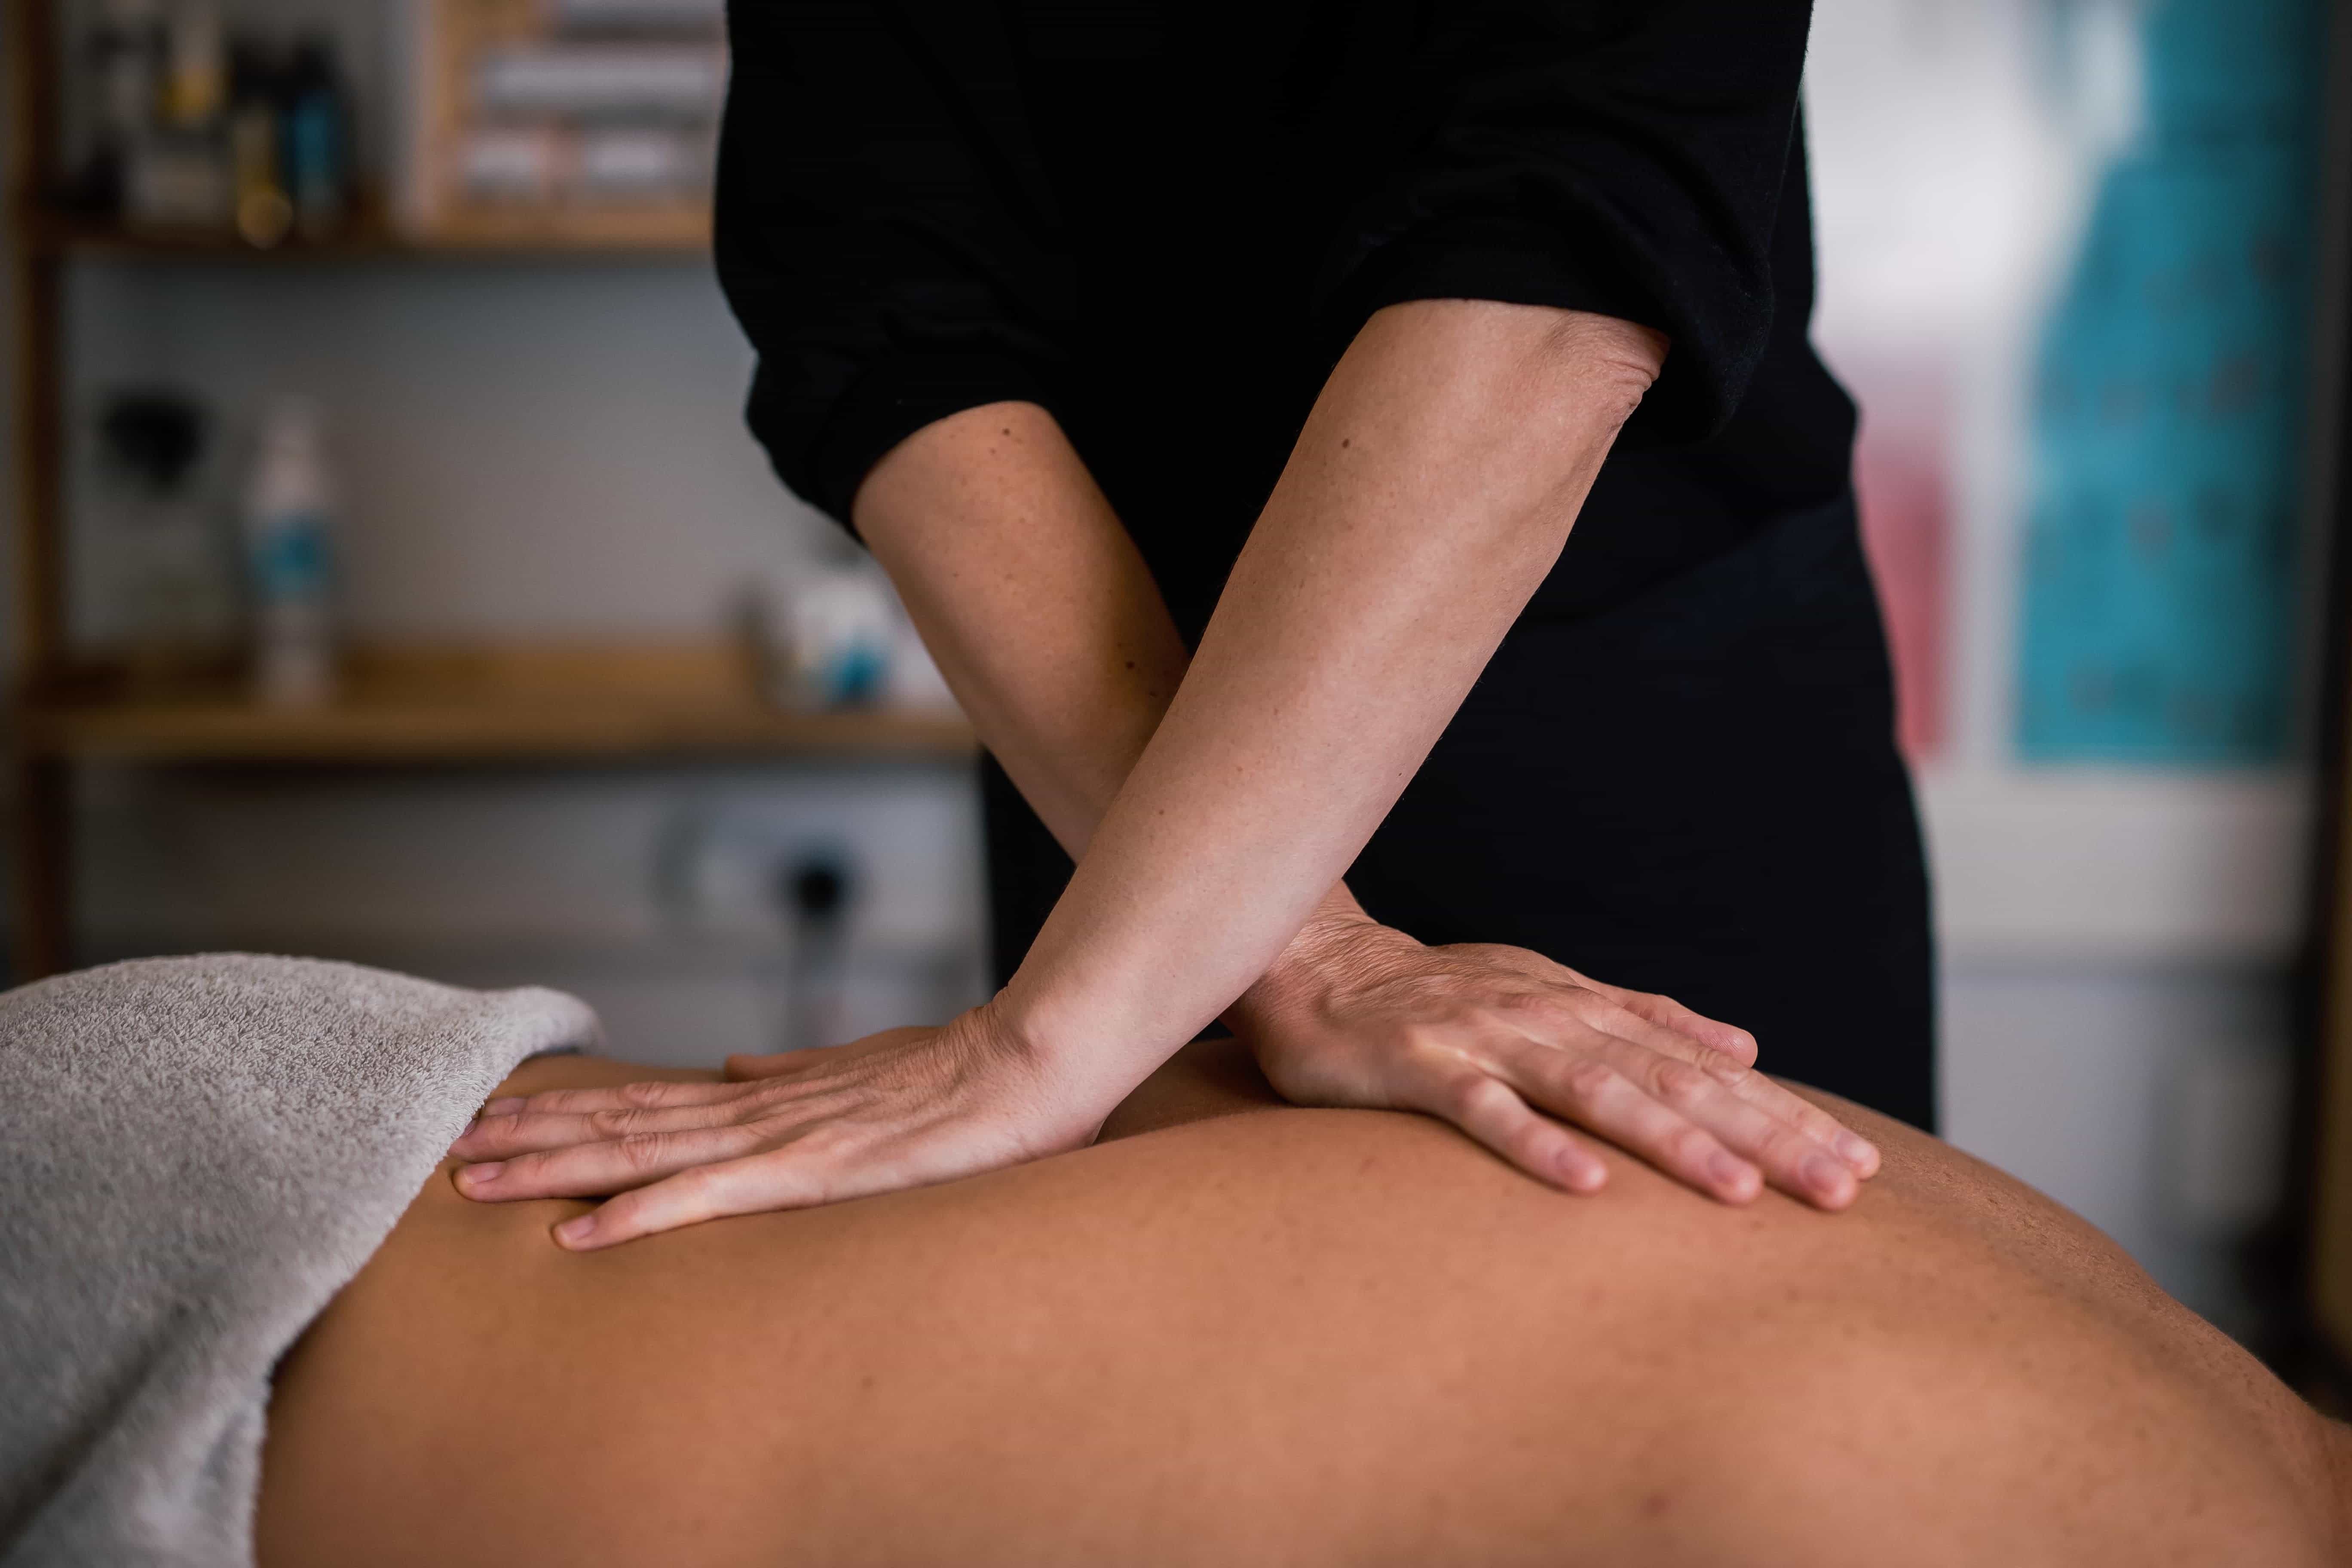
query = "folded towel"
(0, 954, 600, 1568)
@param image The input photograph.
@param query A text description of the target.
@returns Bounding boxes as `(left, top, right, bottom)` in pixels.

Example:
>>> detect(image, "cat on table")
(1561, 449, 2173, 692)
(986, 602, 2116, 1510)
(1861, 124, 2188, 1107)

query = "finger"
(1467, 948, 1761, 1070)
(498, 1077, 767, 1116)
(1410, 1069, 1610, 1194)
(1584, 1043, 1860, 1210)
(1703, 1069, 1880, 1179)
(1600, 988, 1758, 1067)
(1559, 997, 1877, 1177)
(553, 1149, 834, 1249)
(451, 1097, 765, 1161)
(453, 1122, 772, 1202)
(1507, 1053, 1763, 1204)
(726, 1028, 931, 1081)
(1625, 1038, 1879, 1178)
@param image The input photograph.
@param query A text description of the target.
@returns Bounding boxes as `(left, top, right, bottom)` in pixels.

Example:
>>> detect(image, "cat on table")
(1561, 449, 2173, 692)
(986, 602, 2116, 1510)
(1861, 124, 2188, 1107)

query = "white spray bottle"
(241, 398, 338, 706)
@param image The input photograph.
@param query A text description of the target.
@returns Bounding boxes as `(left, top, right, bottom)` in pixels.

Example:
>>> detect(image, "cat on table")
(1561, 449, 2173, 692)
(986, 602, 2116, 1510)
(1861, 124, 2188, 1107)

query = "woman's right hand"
(446, 1003, 1113, 1250)
(1227, 911, 1881, 1210)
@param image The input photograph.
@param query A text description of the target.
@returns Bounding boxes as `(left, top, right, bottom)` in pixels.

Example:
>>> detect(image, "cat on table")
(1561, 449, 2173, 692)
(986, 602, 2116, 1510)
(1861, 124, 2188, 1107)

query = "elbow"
(1534, 311, 1670, 430)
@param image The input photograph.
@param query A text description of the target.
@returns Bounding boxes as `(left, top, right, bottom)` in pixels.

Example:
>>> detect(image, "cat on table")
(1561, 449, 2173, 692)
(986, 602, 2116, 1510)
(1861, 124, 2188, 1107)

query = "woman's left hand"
(447, 1005, 1110, 1250)
(1225, 911, 1881, 1210)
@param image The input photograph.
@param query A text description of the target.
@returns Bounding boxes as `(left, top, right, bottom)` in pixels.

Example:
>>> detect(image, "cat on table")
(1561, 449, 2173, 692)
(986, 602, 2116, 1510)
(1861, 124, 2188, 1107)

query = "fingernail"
(1837, 1132, 1878, 1171)
(554, 1216, 595, 1248)
(1709, 1152, 1757, 1195)
(1804, 1153, 1854, 1201)
(481, 1098, 524, 1118)
(458, 1161, 504, 1189)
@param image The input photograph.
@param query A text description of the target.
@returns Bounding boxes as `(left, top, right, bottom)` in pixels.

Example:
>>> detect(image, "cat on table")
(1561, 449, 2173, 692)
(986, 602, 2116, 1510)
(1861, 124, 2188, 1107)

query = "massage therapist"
(450, 0, 1932, 1246)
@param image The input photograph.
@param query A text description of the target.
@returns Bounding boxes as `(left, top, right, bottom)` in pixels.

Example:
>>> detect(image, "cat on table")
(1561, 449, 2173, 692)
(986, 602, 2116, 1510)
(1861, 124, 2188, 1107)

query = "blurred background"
(3, 0, 2349, 1362)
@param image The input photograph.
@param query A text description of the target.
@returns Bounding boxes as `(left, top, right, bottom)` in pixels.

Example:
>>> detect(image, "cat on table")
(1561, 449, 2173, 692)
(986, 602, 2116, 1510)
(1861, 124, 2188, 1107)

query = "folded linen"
(0, 954, 600, 1568)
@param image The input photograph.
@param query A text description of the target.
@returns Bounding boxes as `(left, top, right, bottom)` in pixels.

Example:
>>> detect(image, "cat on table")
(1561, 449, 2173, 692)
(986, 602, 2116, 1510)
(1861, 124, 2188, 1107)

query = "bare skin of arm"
(849, 391, 1866, 1209)
(261, 1047, 2346, 1567)
(449, 302, 1875, 1244)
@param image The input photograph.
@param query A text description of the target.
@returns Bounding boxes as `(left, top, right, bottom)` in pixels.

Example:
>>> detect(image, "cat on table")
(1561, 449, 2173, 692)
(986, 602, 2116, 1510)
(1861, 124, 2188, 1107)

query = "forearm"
(854, 403, 1187, 861)
(1002, 300, 1665, 1078)
(854, 403, 1376, 949)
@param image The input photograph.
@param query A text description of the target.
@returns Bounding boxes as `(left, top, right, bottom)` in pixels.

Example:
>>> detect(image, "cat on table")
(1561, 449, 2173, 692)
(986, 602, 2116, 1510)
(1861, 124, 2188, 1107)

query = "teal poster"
(2016, 0, 2327, 763)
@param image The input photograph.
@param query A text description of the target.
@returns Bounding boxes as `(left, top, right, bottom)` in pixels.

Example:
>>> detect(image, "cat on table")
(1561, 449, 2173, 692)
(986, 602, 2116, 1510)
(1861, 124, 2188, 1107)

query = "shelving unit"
(21, 196, 709, 260)
(2, 0, 973, 980)
(17, 637, 976, 763)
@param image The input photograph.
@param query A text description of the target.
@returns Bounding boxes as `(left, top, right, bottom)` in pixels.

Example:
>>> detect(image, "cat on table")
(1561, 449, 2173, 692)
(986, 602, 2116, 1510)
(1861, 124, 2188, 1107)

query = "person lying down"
(1, 957, 2343, 1567)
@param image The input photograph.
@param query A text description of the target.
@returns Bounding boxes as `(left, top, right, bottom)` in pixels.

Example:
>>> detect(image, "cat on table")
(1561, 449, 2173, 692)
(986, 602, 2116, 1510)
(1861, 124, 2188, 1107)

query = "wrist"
(1226, 901, 1411, 1041)
(968, 983, 1147, 1108)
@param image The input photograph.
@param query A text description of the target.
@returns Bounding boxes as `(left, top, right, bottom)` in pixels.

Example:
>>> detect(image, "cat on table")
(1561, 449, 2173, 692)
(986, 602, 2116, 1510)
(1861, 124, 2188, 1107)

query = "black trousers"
(981, 494, 1938, 1131)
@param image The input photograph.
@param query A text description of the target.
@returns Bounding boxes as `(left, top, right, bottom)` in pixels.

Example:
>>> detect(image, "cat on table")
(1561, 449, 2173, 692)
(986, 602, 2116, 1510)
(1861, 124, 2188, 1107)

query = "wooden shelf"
(17, 639, 977, 764)
(25, 202, 709, 262)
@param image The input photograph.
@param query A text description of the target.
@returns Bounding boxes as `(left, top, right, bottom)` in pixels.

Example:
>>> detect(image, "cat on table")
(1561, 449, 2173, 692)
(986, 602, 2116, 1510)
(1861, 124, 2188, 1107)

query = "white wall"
(65, 257, 816, 639)
(1808, 0, 2331, 1333)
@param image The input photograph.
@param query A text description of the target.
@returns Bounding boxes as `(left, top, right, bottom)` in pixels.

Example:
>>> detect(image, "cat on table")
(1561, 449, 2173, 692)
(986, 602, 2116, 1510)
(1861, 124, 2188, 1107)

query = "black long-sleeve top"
(714, 0, 1858, 638)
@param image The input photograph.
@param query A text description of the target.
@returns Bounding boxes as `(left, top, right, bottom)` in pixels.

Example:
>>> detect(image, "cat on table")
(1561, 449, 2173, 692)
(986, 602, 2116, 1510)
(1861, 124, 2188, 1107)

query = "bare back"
(256, 1043, 2344, 1567)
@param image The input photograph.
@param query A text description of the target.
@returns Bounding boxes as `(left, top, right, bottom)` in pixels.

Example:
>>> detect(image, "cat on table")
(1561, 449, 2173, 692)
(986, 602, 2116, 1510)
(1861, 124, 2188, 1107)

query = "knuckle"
(1511, 1124, 1559, 1169)
(620, 1079, 671, 1109)
(1664, 1125, 1718, 1168)
(661, 1165, 721, 1211)
(1399, 1021, 1455, 1058)
(588, 1107, 639, 1136)
(1754, 1125, 1817, 1170)
(790, 1123, 856, 1162)
(1647, 1057, 1713, 1106)
(1561, 1059, 1618, 1105)
(616, 1130, 669, 1171)
(1448, 1073, 1512, 1122)
(1562, 989, 1616, 1028)
(1700, 1048, 1752, 1085)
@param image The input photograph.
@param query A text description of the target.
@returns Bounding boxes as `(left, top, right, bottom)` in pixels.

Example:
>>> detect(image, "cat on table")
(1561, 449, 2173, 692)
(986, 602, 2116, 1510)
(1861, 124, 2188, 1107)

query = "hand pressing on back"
(448, 903, 1884, 1247)
(446, 1006, 1116, 1250)
(1225, 907, 1880, 1210)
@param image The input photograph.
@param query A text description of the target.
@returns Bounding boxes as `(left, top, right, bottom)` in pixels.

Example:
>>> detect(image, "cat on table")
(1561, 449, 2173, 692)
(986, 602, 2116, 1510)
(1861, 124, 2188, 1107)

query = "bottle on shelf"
(240, 398, 340, 707)
(227, 40, 291, 247)
(282, 39, 350, 240)
(122, 0, 231, 230)
(72, 0, 163, 215)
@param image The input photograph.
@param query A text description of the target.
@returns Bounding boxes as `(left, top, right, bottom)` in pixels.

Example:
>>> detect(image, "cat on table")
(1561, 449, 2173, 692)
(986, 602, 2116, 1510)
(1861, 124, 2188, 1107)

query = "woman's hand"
(1226, 912, 1881, 1210)
(447, 1004, 1110, 1250)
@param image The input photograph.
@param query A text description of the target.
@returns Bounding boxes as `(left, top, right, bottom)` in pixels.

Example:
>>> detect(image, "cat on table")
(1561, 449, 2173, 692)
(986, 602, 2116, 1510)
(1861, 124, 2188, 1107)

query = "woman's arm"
(842, 377, 1869, 1209)
(851, 401, 1188, 862)
(449, 301, 1870, 1243)
(988, 301, 1866, 1199)
(997, 298, 1669, 1053)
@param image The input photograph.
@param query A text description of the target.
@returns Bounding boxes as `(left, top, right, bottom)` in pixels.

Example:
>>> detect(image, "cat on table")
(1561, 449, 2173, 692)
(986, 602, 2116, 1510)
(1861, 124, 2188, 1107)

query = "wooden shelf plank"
(26, 206, 708, 262)
(17, 698, 976, 763)
(18, 639, 977, 763)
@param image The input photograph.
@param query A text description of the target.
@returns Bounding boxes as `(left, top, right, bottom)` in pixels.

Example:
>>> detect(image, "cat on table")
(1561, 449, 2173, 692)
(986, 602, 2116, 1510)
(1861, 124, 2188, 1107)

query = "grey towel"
(0, 953, 601, 1567)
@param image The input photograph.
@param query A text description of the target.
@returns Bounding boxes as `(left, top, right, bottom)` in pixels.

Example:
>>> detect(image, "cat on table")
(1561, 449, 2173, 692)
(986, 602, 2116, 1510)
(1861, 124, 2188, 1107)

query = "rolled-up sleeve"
(715, 1, 1072, 530)
(1316, 0, 1815, 442)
